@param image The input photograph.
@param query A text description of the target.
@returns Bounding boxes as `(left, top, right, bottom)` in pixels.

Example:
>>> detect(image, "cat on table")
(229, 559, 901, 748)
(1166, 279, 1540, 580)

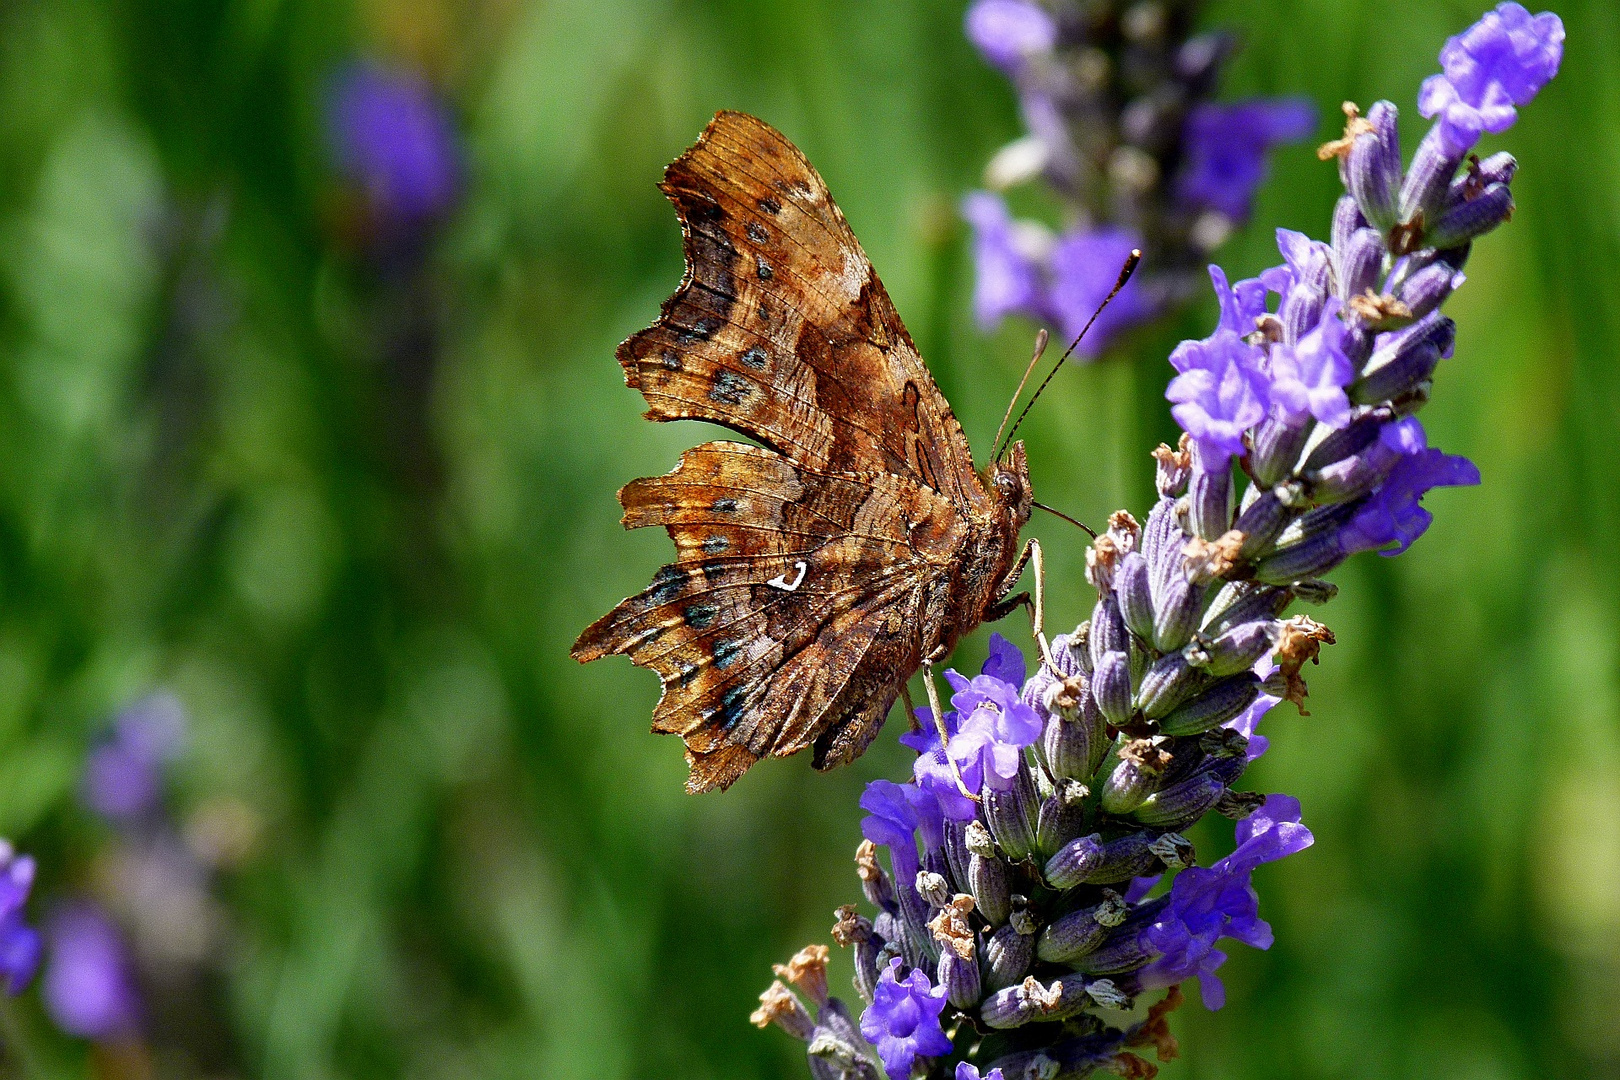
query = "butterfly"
(572, 111, 1043, 793)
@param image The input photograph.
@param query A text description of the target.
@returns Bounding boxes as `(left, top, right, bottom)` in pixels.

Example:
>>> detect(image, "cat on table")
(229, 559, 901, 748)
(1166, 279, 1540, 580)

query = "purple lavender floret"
(1178, 99, 1317, 222)
(43, 901, 141, 1039)
(0, 842, 42, 996)
(964, 0, 1056, 74)
(1134, 796, 1314, 1008)
(1339, 444, 1481, 556)
(860, 957, 952, 1079)
(861, 780, 943, 883)
(1418, 3, 1565, 154)
(326, 61, 463, 229)
(1166, 331, 1269, 459)
(82, 692, 186, 823)
(1267, 299, 1354, 429)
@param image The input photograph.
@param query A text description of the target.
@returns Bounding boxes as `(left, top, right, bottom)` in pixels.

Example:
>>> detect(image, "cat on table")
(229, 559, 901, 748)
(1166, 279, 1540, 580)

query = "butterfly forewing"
(574, 110, 1018, 792)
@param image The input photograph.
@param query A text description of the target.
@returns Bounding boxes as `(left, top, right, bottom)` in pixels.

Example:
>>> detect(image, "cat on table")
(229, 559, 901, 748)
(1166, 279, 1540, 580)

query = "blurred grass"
(0, 0, 1613, 1077)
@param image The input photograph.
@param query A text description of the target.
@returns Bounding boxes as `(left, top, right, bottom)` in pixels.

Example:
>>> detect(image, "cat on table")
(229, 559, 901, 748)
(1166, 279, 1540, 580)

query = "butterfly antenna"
(1032, 501, 1097, 538)
(994, 249, 1142, 460)
(992, 328, 1048, 460)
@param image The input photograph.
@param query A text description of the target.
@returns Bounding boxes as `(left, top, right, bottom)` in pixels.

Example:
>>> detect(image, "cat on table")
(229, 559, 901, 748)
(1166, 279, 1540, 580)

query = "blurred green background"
(0, 0, 1612, 1077)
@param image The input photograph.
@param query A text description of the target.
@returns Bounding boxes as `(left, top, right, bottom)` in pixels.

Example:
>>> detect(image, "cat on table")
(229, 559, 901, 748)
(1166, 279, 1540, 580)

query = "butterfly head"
(987, 441, 1033, 530)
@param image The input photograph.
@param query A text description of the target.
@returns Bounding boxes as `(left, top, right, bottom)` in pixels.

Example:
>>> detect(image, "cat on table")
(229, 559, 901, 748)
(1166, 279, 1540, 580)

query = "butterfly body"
(573, 111, 1033, 792)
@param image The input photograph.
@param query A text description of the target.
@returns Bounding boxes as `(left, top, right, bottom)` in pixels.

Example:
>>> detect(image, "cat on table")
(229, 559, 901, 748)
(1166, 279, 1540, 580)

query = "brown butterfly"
(573, 111, 1060, 794)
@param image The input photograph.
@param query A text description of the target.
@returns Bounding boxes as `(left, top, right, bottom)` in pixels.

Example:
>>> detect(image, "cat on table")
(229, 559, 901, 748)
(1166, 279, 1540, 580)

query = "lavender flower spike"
(0, 841, 42, 996)
(760, 7, 1559, 1074)
(43, 901, 142, 1039)
(964, 0, 1056, 74)
(326, 61, 463, 230)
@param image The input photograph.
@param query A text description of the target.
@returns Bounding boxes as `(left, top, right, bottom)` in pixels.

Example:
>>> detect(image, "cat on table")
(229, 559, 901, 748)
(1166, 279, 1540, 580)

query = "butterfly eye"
(994, 472, 1021, 500)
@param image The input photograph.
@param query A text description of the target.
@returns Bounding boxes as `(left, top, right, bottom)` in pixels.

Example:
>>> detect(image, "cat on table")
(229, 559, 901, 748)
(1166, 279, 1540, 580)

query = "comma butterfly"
(573, 111, 1046, 793)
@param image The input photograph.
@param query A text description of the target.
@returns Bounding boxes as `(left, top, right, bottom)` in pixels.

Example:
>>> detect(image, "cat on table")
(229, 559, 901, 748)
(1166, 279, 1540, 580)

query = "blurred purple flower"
(327, 62, 462, 227)
(1044, 226, 1156, 357)
(860, 957, 952, 1078)
(1224, 668, 1281, 763)
(965, 0, 1057, 74)
(1177, 98, 1317, 221)
(43, 902, 141, 1040)
(1418, 3, 1565, 153)
(1166, 331, 1269, 459)
(963, 191, 1041, 331)
(82, 692, 186, 823)
(1135, 795, 1314, 1008)
(0, 842, 42, 996)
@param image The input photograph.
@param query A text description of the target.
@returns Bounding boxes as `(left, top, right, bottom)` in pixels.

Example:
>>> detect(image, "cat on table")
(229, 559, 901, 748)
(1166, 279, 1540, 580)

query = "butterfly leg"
(920, 661, 980, 804)
(986, 539, 1056, 672)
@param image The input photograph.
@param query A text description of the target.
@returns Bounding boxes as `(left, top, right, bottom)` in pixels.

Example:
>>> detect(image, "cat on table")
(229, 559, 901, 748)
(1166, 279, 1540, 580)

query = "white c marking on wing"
(767, 560, 808, 592)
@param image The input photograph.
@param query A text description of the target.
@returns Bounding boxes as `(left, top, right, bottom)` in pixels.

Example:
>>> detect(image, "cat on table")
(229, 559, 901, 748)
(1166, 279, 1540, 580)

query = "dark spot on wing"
(756, 255, 774, 281)
(746, 221, 769, 245)
(678, 317, 720, 344)
(716, 685, 750, 730)
(710, 370, 750, 405)
(660, 350, 681, 371)
(739, 346, 769, 370)
(713, 639, 744, 669)
(758, 197, 782, 215)
(702, 535, 730, 554)
(648, 565, 686, 606)
(713, 498, 739, 513)
(683, 604, 717, 629)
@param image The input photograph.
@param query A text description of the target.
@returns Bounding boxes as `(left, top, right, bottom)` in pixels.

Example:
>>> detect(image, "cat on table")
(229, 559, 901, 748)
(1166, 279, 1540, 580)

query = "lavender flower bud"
(1075, 976, 1132, 1011)
(1044, 834, 1102, 890)
(943, 820, 972, 891)
(1036, 778, 1088, 858)
(1398, 124, 1465, 232)
(981, 922, 1035, 992)
(1187, 620, 1275, 677)
(1037, 893, 1129, 963)
(1135, 652, 1204, 718)
(1252, 529, 1349, 584)
(1332, 193, 1367, 254)
(1233, 488, 1295, 558)
(985, 767, 1040, 862)
(1091, 650, 1134, 726)
(856, 840, 896, 911)
(806, 999, 883, 1080)
(1249, 413, 1312, 488)
(1153, 440, 1192, 497)
(897, 880, 938, 969)
(1071, 621, 1094, 675)
(1188, 447, 1234, 540)
(1116, 552, 1155, 640)
(937, 946, 981, 1010)
(832, 906, 882, 1004)
(1151, 571, 1203, 654)
(1351, 311, 1455, 405)
(1156, 671, 1260, 736)
(1396, 260, 1464, 321)
(1043, 678, 1106, 781)
(970, 850, 1012, 927)
(1474, 151, 1518, 188)
(1143, 497, 1185, 599)
(1100, 738, 1170, 813)
(1067, 924, 1157, 975)
(1089, 595, 1129, 659)
(752, 981, 817, 1040)
(980, 975, 1074, 1029)
(916, 871, 952, 910)
(1202, 580, 1292, 633)
(1085, 832, 1163, 883)
(1134, 770, 1228, 827)
(1279, 282, 1327, 348)
(1301, 410, 1387, 471)
(1336, 227, 1386, 302)
(1425, 182, 1514, 250)
(1347, 101, 1402, 231)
